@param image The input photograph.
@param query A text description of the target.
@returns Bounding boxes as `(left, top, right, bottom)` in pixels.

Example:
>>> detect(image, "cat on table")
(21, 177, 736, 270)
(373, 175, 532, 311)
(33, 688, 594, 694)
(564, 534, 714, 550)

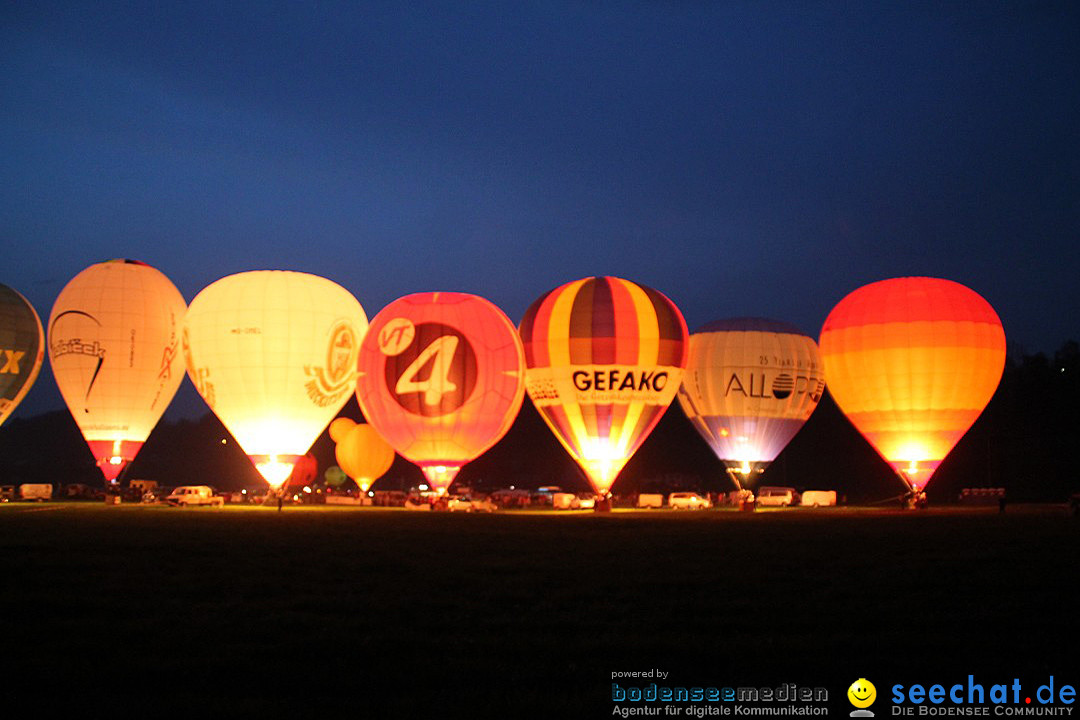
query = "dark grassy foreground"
(1, 503, 1077, 714)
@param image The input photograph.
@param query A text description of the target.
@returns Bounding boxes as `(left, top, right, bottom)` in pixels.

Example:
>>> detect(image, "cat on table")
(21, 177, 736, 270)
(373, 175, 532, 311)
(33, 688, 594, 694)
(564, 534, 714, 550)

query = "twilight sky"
(3, 1, 1078, 419)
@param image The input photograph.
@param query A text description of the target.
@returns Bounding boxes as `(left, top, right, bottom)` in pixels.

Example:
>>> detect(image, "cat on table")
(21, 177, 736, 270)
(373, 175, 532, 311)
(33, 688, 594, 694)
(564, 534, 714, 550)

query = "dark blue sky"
(3, 1, 1078, 419)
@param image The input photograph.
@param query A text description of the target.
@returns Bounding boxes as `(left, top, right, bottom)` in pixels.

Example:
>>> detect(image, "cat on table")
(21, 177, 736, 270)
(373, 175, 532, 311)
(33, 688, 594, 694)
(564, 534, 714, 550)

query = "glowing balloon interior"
(329, 417, 395, 492)
(820, 277, 1006, 491)
(0, 284, 45, 428)
(183, 271, 368, 489)
(47, 260, 186, 481)
(677, 318, 824, 489)
(519, 276, 688, 498)
(355, 292, 525, 495)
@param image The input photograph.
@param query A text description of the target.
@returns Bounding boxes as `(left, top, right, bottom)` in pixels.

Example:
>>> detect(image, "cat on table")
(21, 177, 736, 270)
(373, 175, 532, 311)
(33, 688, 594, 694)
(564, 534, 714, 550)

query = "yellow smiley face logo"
(848, 678, 876, 708)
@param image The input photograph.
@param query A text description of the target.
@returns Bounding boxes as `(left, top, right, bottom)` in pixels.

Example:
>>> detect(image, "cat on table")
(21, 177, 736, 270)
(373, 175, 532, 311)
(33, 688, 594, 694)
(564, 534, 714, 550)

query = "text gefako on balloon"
(354, 292, 525, 495)
(47, 260, 186, 482)
(677, 317, 824, 490)
(0, 284, 45, 428)
(820, 276, 1006, 492)
(519, 277, 689, 499)
(182, 271, 368, 489)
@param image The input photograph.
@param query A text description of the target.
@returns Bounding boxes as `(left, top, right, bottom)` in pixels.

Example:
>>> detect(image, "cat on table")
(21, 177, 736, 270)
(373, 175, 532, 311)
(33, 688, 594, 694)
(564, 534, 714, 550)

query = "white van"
(166, 485, 224, 507)
(637, 493, 664, 509)
(800, 490, 837, 507)
(19, 483, 53, 501)
(668, 492, 711, 510)
(755, 487, 799, 507)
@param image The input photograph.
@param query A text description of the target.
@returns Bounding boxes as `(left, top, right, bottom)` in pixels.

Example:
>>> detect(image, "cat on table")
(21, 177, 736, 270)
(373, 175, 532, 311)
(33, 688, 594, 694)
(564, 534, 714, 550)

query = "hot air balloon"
(0, 284, 45, 428)
(677, 318, 824, 491)
(48, 260, 186, 482)
(328, 417, 395, 492)
(355, 292, 525, 496)
(519, 276, 689, 503)
(820, 277, 1005, 499)
(182, 271, 367, 493)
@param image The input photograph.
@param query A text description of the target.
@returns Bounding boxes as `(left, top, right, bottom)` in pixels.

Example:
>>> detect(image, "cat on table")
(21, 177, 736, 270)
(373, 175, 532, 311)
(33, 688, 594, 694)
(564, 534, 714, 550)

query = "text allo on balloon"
(677, 317, 824, 490)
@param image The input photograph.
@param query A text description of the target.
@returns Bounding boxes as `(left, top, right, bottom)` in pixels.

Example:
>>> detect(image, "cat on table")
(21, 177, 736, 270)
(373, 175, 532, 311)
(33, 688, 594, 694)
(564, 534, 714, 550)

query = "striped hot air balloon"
(519, 276, 689, 501)
(820, 277, 1006, 495)
(677, 318, 824, 490)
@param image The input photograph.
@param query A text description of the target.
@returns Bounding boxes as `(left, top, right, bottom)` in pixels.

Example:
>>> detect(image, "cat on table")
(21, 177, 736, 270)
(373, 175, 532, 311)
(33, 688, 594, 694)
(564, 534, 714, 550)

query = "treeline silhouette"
(2, 342, 1076, 503)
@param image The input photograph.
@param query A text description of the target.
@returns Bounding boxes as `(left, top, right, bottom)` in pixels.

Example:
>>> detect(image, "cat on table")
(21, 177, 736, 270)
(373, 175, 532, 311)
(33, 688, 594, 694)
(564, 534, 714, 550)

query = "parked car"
(576, 494, 596, 510)
(489, 488, 531, 509)
(756, 486, 799, 507)
(446, 495, 496, 513)
(668, 492, 711, 510)
(405, 489, 437, 510)
(166, 485, 224, 507)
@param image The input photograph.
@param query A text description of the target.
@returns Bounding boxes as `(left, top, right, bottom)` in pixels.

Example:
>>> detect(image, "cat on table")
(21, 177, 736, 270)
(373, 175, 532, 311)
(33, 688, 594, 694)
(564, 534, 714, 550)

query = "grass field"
(1, 503, 1076, 714)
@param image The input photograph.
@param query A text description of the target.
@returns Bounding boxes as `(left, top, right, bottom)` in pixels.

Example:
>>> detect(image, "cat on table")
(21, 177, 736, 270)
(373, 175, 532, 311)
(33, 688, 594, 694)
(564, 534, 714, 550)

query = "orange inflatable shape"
(355, 292, 525, 495)
(329, 417, 395, 492)
(519, 276, 688, 499)
(820, 277, 1005, 491)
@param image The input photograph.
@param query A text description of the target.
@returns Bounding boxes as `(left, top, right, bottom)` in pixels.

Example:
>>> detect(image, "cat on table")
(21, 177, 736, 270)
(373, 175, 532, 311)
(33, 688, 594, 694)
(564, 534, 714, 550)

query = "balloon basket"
(593, 497, 612, 513)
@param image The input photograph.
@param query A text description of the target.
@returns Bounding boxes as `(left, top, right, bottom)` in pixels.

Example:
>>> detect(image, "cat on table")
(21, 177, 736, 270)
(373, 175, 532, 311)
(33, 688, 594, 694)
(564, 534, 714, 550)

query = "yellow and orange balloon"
(820, 277, 1006, 492)
(183, 271, 368, 490)
(355, 292, 525, 495)
(48, 260, 186, 481)
(519, 276, 689, 499)
(328, 417, 395, 492)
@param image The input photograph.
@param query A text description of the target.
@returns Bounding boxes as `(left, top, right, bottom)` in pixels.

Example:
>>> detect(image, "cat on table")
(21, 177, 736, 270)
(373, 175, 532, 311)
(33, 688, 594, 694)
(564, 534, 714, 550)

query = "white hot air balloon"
(48, 260, 187, 482)
(677, 318, 824, 491)
(182, 271, 368, 490)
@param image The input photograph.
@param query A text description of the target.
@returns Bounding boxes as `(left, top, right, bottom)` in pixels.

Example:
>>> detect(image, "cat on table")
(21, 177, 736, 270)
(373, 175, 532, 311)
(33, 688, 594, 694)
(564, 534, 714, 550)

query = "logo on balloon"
(383, 322, 477, 416)
(304, 320, 360, 408)
(724, 371, 824, 402)
(1, 350, 26, 374)
(378, 317, 417, 356)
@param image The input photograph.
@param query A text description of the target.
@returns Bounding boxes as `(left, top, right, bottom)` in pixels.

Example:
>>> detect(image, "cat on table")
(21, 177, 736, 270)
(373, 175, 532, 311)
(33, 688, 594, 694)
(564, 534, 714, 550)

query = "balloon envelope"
(48, 260, 186, 481)
(355, 292, 525, 494)
(330, 419, 395, 491)
(519, 276, 688, 498)
(820, 276, 1006, 491)
(183, 271, 368, 488)
(677, 318, 824, 486)
(0, 284, 45, 428)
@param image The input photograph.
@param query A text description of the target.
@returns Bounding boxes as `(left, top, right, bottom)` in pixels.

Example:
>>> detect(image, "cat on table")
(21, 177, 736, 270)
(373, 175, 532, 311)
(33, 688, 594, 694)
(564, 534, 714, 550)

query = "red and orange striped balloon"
(820, 277, 1006, 492)
(519, 277, 688, 498)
